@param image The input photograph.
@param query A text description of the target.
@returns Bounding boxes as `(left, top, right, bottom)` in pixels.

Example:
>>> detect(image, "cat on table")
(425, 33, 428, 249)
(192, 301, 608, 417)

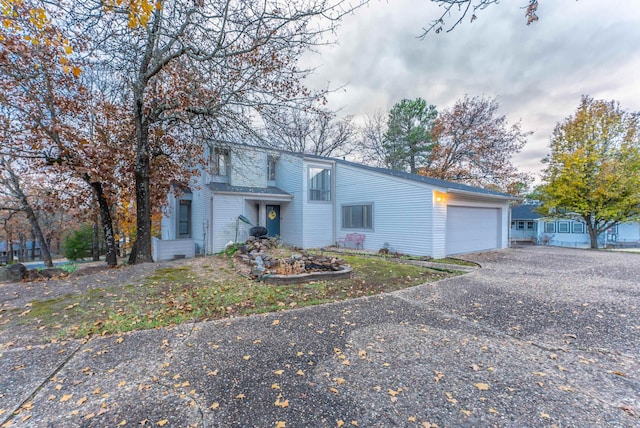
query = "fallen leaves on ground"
(473, 383, 490, 391)
(274, 396, 289, 408)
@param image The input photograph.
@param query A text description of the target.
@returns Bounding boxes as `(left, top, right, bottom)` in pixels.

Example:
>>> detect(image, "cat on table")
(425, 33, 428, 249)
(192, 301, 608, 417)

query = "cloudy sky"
(303, 0, 640, 181)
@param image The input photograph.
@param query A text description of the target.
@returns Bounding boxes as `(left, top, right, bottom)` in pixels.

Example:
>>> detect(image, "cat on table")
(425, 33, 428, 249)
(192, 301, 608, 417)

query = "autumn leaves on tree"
(3, 0, 635, 265)
(538, 96, 640, 249)
(368, 96, 531, 195)
(1, 0, 363, 264)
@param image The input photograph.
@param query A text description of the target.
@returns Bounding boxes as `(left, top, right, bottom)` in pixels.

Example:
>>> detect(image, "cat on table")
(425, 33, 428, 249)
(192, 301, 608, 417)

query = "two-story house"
(156, 143, 515, 261)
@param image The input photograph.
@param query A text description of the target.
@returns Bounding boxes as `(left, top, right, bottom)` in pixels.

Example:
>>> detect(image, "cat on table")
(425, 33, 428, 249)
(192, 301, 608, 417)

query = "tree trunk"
(409, 151, 417, 175)
(89, 182, 118, 267)
(128, 239, 138, 265)
(92, 217, 100, 261)
(4, 162, 54, 267)
(587, 224, 599, 249)
(130, 99, 153, 264)
(7, 230, 14, 264)
(23, 207, 54, 267)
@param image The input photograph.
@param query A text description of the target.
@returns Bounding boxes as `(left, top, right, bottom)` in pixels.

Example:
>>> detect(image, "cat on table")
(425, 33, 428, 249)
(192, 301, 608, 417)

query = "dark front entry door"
(266, 205, 280, 237)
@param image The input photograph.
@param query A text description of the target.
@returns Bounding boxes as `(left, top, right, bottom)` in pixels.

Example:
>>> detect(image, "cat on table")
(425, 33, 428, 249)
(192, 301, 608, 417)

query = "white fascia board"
(447, 188, 518, 201)
(213, 191, 293, 201)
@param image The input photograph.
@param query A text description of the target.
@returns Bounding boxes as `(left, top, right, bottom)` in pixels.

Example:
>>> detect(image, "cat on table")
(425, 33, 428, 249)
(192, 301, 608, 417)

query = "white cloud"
(304, 0, 640, 180)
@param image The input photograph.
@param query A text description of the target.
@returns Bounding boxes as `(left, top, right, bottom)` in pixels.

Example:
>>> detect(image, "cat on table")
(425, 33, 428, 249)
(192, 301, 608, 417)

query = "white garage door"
(446, 206, 501, 255)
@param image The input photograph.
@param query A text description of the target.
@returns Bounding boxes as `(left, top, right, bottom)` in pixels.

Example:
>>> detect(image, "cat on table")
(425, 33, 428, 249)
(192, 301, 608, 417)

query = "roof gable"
(302, 153, 514, 199)
(511, 204, 543, 219)
(208, 142, 516, 199)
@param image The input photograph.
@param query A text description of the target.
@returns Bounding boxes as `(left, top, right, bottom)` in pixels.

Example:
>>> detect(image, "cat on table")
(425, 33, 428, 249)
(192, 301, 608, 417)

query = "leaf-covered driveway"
(1, 246, 639, 427)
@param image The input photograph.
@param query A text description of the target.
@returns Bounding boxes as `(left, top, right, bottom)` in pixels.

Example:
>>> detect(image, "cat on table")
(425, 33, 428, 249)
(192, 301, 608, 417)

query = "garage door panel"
(446, 206, 500, 255)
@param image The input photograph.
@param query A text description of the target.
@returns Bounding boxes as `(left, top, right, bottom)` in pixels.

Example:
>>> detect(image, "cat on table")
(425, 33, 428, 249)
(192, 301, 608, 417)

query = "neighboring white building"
(510, 203, 640, 248)
(158, 144, 515, 261)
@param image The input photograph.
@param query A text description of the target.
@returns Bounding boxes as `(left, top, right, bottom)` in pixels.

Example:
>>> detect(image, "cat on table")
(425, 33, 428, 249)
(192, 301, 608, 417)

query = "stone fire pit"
(233, 237, 352, 284)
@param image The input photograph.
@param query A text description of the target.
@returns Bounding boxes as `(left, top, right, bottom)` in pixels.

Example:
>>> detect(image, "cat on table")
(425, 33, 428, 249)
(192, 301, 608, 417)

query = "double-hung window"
(308, 167, 331, 201)
(544, 222, 556, 233)
(342, 204, 373, 229)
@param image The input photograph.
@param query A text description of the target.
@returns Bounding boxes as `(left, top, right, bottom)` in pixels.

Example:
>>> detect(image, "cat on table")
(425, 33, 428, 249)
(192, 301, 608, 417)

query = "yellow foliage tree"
(539, 96, 640, 248)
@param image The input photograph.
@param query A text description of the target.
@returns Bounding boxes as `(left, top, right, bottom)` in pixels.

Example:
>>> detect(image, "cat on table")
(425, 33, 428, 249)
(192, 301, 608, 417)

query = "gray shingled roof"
(204, 142, 516, 199)
(301, 153, 515, 199)
(207, 182, 292, 197)
(511, 204, 544, 220)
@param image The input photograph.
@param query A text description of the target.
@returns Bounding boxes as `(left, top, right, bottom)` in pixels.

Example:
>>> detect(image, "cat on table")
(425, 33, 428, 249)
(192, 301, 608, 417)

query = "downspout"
(332, 160, 337, 247)
(209, 195, 214, 255)
(508, 205, 512, 248)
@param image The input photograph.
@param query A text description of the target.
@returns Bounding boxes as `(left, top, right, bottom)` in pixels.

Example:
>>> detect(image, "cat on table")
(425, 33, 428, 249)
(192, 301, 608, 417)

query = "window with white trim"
(557, 221, 570, 233)
(572, 222, 585, 234)
(308, 167, 331, 201)
(178, 200, 191, 238)
(544, 222, 555, 233)
(517, 221, 525, 230)
(526, 221, 535, 230)
(211, 148, 230, 176)
(342, 204, 373, 229)
(267, 155, 276, 181)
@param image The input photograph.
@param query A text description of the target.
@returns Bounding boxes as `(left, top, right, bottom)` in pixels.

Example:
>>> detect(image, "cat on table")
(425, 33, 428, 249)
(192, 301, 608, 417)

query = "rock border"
(260, 265, 352, 285)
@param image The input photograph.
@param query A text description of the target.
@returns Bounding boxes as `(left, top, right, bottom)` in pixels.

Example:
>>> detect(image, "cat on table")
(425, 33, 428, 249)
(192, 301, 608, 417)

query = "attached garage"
(446, 206, 501, 255)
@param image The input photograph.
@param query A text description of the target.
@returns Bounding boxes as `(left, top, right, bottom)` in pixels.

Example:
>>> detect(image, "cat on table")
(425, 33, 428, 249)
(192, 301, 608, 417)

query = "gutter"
(211, 190, 293, 201)
(447, 188, 521, 201)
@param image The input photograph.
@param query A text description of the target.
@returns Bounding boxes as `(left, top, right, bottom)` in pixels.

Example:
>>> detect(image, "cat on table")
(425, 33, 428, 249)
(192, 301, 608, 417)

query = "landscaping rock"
(25, 268, 68, 281)
(0, 263, 27, 282)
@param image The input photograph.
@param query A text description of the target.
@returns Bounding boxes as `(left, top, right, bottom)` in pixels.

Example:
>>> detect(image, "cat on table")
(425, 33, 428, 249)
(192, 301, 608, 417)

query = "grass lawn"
(1, 252, 463, 343)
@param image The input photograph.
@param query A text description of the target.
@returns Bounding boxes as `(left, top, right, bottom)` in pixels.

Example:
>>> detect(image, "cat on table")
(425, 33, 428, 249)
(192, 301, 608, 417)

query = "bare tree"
(357, 110, 390, 168)
(421, 0, 539, 37)
(260, 109, 357, 158)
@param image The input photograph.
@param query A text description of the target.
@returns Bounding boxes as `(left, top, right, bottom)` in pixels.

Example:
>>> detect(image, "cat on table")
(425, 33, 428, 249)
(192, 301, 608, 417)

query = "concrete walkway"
(1, 246, 638, 427)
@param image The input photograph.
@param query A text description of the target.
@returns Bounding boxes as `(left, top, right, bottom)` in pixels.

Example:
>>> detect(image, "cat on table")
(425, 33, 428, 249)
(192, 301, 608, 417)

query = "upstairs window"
(309, 167, 331, 201)
(267, 155, 276, 181)
(211, 147, 230, 176)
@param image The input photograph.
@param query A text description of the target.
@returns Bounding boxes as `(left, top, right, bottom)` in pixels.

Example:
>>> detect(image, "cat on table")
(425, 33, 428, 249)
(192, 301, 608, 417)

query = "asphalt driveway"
(1, 246, 639, 427)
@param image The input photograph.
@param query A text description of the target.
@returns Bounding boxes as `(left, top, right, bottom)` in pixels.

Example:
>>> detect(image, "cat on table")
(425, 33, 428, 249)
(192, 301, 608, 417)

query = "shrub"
(63, 224, 93, 261)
